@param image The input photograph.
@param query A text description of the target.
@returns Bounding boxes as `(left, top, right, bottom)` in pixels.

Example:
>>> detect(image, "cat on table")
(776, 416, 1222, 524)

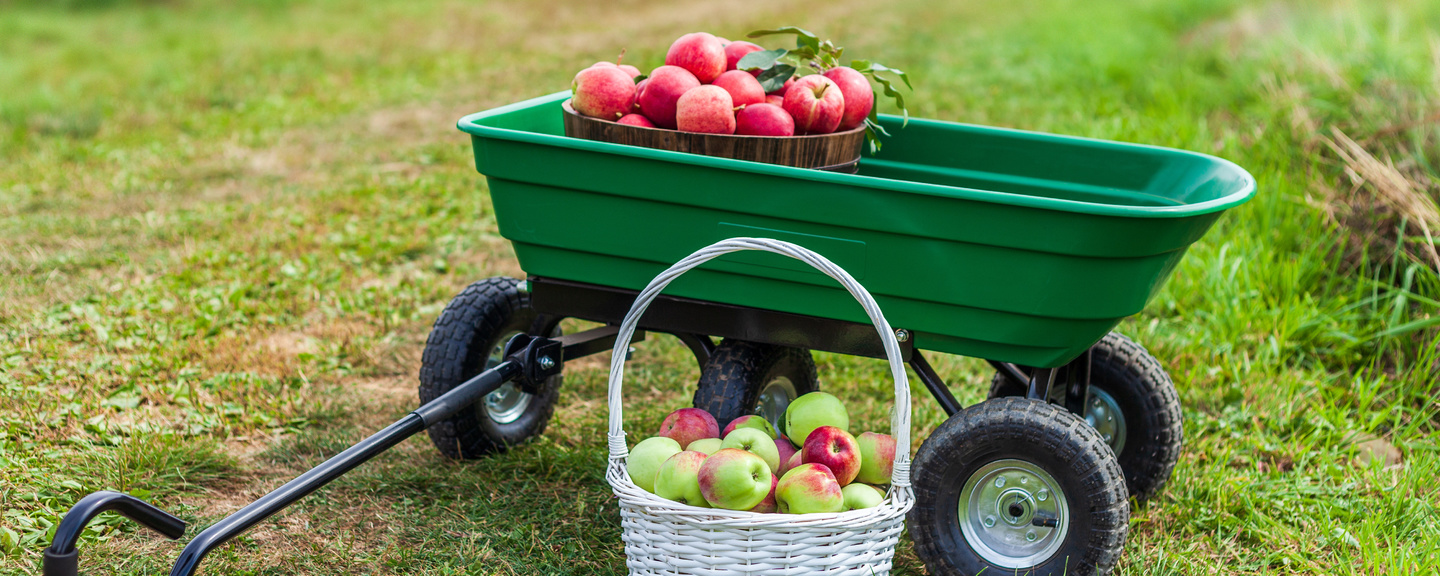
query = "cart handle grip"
(604, 237, 912, 487)
(43, 491, 186, 576)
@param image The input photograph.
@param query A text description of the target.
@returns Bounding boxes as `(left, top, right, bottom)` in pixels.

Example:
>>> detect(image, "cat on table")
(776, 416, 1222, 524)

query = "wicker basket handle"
(605, 237, 912, 488)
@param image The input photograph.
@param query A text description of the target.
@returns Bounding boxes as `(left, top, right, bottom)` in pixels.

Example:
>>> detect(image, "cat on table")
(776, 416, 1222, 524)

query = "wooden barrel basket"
(562, 100, 866, 173)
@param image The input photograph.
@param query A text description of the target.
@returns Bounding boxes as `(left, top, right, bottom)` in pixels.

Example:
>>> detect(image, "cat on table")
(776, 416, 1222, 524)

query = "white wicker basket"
(604, 237, 915, 576)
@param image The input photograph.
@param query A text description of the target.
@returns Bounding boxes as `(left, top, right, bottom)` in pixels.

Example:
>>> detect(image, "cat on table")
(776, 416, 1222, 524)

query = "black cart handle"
(44, 491, 187, 576)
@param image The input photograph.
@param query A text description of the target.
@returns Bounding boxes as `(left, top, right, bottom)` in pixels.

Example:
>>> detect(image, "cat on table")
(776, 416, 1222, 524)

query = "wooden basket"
(562, 100, 866, 173)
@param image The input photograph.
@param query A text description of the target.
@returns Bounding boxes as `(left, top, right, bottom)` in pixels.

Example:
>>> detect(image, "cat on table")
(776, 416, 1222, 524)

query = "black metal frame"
(45, 277, 1097, 576)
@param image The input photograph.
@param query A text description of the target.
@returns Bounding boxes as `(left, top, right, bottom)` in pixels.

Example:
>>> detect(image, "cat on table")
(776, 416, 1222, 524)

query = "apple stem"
(811, 84, 828, 99)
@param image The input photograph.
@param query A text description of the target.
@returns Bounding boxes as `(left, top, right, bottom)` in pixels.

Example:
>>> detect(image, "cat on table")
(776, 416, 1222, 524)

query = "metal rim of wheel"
(957, 458, 1070, 569)
(481, 329, 531, 424)
(1084, 387, 1127, 454)
(755, 376, 798, 436)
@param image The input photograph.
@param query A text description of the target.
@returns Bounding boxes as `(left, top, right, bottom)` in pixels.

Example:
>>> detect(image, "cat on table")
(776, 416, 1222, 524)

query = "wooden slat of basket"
(562, 100, 865, 172)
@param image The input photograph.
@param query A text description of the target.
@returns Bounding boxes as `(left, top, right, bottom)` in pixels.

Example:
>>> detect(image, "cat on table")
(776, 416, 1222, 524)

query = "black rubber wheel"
(692, 339, 819, 437)
(909, 397, 1129, 576)
(989, 331, 1183, 502)
(419, 277, 562, 459)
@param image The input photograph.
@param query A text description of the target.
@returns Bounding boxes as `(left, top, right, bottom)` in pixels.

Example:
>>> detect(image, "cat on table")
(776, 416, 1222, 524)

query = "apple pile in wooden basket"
(571, 27, 910, 151)
(627, 392, 896, 513)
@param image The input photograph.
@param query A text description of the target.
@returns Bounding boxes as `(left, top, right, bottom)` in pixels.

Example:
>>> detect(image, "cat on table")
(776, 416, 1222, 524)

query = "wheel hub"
(481, 330, 532, 424)
(959, 459, 1069, 569)
(755, 376, 797, 437)
(1083, 387, 1127, 454)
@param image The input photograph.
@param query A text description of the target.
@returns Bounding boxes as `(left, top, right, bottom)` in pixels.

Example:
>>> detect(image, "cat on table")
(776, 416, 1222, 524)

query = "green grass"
(3, 0, 1439, 573)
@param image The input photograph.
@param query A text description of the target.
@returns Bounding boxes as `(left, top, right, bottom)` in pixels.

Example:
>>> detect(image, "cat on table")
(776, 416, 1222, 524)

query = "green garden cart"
(45, 91, 1254, 576)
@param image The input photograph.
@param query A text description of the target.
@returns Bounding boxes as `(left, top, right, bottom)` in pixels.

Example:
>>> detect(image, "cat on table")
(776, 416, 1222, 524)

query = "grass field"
(3, 0, 1440, 573)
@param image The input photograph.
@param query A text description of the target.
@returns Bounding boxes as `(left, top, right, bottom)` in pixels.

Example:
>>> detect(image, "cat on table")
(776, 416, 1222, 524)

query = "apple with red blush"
(638, 65, 700, 129)
(735, 103, 794, 137)
(854, 432, 896, 485)
(657, 407, 719, 450)
(801, 425, 861, 486)
(722, 415, 776, 439)
(711, 70, 766, 108)
(773, 435, 798, 476)
(665, 32, 726, 83)
(675, 85, 735, 134)
(822, 66, 874, 131)
(617, 114, 655, 128)
(572, 65, 636, 120)
(724, 41, 765, 72)
(747, 474, 779, 513)
(775, 463, 844, 514)
(698, 448, 773, 510)
(783, 75, 845, 135)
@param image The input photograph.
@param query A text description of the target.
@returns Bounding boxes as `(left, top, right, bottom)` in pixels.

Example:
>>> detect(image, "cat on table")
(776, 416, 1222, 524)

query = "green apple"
(698, 448, 773, 510)
(722, 427, 780, 472)
(841, 483, 884, 510)
(855, 432, 897, 485)
(654, 451, 711, 508)
(687, 437, 723, 455)
(784, 392, 849, 448)
(775, 463, 844, 514)
(627, 436, 682, 494)
(722, 415, 777, 439)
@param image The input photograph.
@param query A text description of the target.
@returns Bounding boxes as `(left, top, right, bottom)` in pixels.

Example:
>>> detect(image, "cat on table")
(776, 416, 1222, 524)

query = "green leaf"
(865, 62, 913, 90)
(756, 64, 796, 93)
(849, 60, 911, 125)
(748, 26, 820, 51)
(0, 527, 19, 555)
(736, 48, 787, 72)
(864, 107, 891, 154)
(633, 73, 648, 84)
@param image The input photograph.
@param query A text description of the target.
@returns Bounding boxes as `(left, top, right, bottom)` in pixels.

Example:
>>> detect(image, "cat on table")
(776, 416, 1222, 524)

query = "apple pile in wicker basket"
(626, 392, 896, 513)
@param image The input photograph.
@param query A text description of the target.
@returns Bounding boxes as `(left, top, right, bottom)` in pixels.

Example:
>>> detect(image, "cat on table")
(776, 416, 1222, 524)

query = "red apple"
(735, 103, 794, 137)
(675, 85, 735, 134)
(589, 61, 617, 68)
(631, 78, 648, 112)
(774, 436, 799, 476)
(784, 450, 803, 474)
(637, 65, 700, 129)
(664, 32, 726, 84)
(822, 66, 874, 131)
(747, 474, 779, 513)
(766, 77, 793, 97)
(854, 432, 897, 485)
(725, 41, 765, 72)
(715, 36, 731, 45)
(658, 407, 719, 450)
(618, 64, 641, 78)
(782, 75, 845, 135)
(776, 463, 844, 514)
(617, 113, 655, 128)
(801, 426, 861, 486)
(764, 94, 784, 107)
(572, 65, 637, 121)
(711, 70, 766, 108)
